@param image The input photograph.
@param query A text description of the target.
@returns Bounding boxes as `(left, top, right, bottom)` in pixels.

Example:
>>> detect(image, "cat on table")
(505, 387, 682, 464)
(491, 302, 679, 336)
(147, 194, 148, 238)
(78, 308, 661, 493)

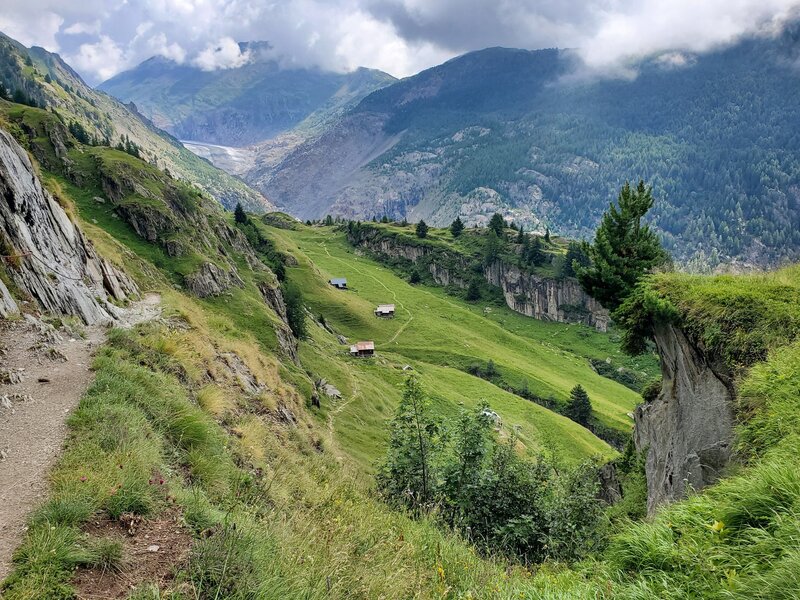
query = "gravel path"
(0, 294, 161, 579)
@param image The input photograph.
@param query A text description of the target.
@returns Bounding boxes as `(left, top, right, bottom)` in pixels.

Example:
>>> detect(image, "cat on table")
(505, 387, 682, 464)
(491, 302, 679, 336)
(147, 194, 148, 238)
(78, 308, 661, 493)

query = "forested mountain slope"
(0, 32, 271, 212)
(99, 47, 397, 146)
(256, 29, 800, 269)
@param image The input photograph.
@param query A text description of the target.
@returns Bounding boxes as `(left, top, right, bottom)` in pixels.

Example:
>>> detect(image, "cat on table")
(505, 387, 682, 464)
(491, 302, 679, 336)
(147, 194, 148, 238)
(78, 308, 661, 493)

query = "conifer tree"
(234, 202, 248, 225)
(488, 213, 505, 236)
(577, 180, 669, 311)
(466, 278, 481, 301)
(416, 220, 429, 239)
(516, 224, 525, 244)
(450, 216, 464, 237)
(564, 385, 592, 426)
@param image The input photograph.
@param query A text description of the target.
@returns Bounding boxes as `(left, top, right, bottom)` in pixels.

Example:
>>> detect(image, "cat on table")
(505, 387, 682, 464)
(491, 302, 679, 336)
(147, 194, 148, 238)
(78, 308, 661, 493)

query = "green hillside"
(5, 96, 800, 599)
(0, 32, 269, 212)
(266, 222, 655, 461)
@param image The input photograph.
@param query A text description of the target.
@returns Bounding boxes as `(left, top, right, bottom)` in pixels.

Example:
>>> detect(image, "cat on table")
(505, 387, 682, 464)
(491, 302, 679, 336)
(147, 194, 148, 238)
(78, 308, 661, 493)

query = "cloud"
(0, 0, 798, 84)
(65, 35, 126, 81)
(146, 32, 186, 63)
(193, 37, 251, 70)
(0, 10, 63, 51)
(63, 20, 101, 36)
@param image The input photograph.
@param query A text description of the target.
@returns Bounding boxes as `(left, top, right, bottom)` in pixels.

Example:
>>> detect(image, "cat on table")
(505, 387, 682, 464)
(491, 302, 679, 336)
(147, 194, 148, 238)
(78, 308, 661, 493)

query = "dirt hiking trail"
(0, 293, 161, 579)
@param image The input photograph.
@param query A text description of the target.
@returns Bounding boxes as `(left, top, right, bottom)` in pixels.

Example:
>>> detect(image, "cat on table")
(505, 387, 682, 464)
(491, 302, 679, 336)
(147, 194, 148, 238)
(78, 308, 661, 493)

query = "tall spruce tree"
(577, 180, 669, 311)
(450, 216, 465, 237)
(234, 202, 248, 225)
(416, 219, 429, 239)
(488, 213, 505, 236)
(565, 385, 592, 426)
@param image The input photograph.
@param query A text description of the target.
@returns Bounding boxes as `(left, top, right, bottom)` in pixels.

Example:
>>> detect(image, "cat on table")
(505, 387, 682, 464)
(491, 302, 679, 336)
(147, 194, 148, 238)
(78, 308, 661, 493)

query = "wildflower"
(706, 520, 725, 533)
(437, 564, 445, 581)
(80, 476, 87, 482)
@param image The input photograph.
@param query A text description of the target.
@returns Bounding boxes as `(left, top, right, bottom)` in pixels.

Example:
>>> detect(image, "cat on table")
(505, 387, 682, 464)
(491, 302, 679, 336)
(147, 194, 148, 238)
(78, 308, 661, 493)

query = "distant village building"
(374, 304, 396, 318)
(329, 278, 348, 289)
(349, 341, 375, 357)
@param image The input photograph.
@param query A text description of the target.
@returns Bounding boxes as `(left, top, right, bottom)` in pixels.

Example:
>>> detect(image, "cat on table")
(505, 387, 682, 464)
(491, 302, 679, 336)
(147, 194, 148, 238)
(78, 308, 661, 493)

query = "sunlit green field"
(267, 224, 651, 470)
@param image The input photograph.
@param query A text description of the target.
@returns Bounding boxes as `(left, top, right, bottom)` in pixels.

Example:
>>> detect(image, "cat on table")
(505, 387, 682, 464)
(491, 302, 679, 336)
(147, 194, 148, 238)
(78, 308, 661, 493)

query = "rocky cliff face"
(634, 323, 735, 514)
(0, 128, 137, 324)
(483, 260, 609, 331)
(351, 230, 608, 330)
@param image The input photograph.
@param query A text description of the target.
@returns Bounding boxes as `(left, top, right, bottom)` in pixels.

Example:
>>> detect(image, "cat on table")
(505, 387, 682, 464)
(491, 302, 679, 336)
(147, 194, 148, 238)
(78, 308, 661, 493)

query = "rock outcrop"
(634, 323, 735, 515)
(258, 281, 299, 363)
(184, 262, 243, 298)
(350, 228, 608, 330)
(483, 260, 609, 331)
(0, 278, 18, 317)
(0, 128, 137, 323)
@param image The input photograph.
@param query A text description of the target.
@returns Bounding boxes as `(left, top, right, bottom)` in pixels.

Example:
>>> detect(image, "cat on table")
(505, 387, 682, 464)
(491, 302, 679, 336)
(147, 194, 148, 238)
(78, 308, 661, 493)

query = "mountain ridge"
(247, 32, 800, 269)
(98, 51, 397, 146)
(0, 31, 272, 213)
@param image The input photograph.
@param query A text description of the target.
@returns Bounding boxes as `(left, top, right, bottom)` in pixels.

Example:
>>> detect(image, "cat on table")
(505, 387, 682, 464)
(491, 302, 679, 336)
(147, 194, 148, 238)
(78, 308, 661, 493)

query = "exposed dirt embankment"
(634, 323, 735, 514)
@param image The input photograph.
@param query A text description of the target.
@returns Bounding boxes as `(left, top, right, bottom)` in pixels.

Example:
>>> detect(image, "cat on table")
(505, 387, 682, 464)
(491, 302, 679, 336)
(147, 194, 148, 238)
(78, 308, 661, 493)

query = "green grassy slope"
(265, 223, 651, 467)
(596, 265, 800, 598)
(0, 33, 269, 212)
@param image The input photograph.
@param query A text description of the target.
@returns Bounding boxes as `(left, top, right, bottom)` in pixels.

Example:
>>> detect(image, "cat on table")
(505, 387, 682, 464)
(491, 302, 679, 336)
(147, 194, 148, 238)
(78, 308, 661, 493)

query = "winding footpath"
(0, 294, 161, 579)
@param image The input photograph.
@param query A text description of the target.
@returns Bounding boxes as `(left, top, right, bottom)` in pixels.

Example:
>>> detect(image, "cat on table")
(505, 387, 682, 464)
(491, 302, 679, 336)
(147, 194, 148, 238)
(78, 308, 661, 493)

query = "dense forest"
(271, 28, 800, 270)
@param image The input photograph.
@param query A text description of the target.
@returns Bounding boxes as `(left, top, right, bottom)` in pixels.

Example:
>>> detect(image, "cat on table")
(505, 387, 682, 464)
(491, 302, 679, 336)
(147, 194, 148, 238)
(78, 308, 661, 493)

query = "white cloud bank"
(0, 0, 797, 83)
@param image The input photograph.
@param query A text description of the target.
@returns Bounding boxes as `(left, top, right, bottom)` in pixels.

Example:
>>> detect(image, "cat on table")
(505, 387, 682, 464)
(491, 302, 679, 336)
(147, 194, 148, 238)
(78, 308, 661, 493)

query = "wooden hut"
(349, 341, 375, 357)
(374, 304, 396, 318)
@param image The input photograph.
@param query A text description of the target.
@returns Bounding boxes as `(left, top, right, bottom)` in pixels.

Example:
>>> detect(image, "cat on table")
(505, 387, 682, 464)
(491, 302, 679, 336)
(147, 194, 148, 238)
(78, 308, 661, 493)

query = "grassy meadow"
(266, 223, 654, 468)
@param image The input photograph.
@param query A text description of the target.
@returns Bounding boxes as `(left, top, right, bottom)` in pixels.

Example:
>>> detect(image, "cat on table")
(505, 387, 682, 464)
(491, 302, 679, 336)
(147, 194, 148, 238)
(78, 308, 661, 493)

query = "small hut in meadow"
(374, 304, 396, 318)
(349, 341, 375, 358)
(329, 278, 348, 289)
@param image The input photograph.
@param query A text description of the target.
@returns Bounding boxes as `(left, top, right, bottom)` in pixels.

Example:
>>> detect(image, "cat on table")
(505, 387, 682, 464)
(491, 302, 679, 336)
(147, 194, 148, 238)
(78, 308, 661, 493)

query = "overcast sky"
(0, 0, 798, 84)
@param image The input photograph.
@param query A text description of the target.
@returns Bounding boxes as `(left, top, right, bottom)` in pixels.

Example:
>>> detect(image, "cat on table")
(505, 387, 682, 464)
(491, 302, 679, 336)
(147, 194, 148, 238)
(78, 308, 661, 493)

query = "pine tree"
(564, 384, 592, 426)
(324, 215, 334, 226)
(561, 241, 590, 278)
(282, 281, 307, 339)
(577, 180, 669, 311)
(381, 215, 389, 223)
(450, 216, 464, 237)
(544, 227, 551, 244)
(234, 202, 248, 225)
(376, 375, 440, 508)
(416, 220, 429, 239)
(516, 225, 525, 244)
(409, 269, 421, 284)
(466, 278, 481, 301)
(488, 213, 505, 236)
(524, 236, 544, 267)
(483, 230, 502, 265)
